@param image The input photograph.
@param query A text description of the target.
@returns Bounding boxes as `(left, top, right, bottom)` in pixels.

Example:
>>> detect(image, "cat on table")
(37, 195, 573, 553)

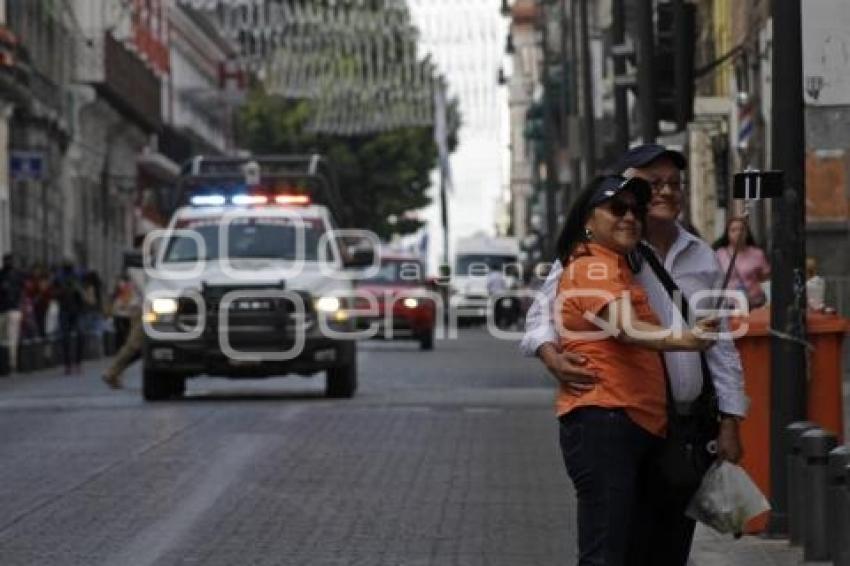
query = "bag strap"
(636, 243, 717, 404)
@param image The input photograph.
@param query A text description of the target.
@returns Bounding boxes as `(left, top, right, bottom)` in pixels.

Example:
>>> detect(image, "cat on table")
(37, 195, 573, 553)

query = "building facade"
(506, 0, 541, 243)
(0, 0, 236, 284)
(3, 0, 75, 265)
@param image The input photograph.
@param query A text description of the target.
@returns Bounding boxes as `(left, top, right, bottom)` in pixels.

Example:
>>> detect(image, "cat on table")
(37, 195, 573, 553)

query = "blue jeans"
(559, 407, 659, 566)
(626, 426, 700, 566)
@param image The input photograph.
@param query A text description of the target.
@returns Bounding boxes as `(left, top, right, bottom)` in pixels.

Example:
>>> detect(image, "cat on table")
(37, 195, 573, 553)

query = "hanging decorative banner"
(175, 0, 443, 135)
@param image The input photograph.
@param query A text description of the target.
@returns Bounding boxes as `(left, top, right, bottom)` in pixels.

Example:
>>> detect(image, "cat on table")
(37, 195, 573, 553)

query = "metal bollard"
(39, 338, 52, 370)
(829, 446, 850, 566)
(82, 332, 94, 360)
(841, 464, 850, 566)
(42, 337, 55, 368)
(17, 339, 33, 373)
(802, 428, 839, 562)
(52, 335, 63, 367)
(0, 345, 8, 376)
(29, 338, 40, 371)
(33, 338, 46, 371)
(787, 421, 818, 544)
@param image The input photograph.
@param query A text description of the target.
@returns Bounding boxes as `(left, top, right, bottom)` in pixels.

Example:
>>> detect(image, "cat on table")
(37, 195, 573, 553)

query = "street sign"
(9, 151, 45, 181)
(802, 0, 850, 106)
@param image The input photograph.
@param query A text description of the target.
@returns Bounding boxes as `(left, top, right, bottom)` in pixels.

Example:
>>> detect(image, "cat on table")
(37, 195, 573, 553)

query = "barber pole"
(737, 95, 755, 151)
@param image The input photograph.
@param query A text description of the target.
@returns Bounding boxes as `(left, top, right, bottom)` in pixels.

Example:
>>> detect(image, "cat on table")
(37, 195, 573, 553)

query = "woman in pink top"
(713, 217, 771, 308)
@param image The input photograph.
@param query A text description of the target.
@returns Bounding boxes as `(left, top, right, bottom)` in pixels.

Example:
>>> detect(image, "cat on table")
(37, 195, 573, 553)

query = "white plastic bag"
(685, 461, 771, 537)
(44, 300, 60, 336)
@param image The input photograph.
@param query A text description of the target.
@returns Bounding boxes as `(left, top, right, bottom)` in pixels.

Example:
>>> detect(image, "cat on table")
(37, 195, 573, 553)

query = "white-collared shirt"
(520, 224, 749, 417)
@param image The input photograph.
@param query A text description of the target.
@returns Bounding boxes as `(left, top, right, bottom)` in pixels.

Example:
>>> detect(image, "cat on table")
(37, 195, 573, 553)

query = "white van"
(450, 235, 520, 322)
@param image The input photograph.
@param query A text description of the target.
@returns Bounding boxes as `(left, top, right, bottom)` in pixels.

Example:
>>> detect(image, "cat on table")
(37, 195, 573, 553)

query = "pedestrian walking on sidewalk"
(713, 217, 770, 309)
(54, 261, 85, 374)
(110, 272, 134, 349)
(102, 243, 145, 389)
(0, 253, 24, 371)
(522, 144, 749, 566)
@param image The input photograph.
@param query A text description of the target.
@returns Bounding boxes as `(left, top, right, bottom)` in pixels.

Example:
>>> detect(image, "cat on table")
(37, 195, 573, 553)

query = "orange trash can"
(731, 307, 849, 532)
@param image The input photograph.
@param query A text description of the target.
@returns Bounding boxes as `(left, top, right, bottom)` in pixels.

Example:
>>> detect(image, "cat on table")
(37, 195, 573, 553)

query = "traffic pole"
(768, 0, 807, 536)
(636, 0, 657, 142)
(579, 0, 596, 177)
(611, 0, 629, 155)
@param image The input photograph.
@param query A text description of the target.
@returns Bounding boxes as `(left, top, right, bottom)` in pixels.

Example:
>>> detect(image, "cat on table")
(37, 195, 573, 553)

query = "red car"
(354, 254, 436, 350)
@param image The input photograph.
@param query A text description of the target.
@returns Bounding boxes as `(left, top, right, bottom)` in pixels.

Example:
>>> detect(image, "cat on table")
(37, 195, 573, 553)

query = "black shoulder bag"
(637, 243, 720, 492)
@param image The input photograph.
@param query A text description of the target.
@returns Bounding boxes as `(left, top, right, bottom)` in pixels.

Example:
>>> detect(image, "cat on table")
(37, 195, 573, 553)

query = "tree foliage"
(237, 88, 459, 240)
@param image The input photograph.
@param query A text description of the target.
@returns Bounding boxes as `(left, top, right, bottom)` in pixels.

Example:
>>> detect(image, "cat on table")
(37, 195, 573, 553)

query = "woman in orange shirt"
(553, 175, 716, 565)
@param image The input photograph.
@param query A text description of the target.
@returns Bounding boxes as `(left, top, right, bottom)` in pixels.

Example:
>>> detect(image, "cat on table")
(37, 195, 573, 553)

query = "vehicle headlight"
(151, 298, 179, 315)
(403, 297, 418, 309)
(315, 296, 341, 313)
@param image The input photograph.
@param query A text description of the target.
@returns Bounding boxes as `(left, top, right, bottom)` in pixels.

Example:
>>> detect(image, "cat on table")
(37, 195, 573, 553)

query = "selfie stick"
(713, 170, 783, 310)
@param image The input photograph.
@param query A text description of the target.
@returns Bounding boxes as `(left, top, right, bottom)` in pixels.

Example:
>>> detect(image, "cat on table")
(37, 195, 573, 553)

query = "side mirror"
(123, 250, 143, 270)
(344, 248, 374, 269)
(435, 264, 452, 286)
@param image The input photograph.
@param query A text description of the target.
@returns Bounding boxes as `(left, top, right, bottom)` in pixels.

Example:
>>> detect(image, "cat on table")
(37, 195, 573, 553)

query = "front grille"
(194, 284, 315, 349)
(199, 284, 311, 315)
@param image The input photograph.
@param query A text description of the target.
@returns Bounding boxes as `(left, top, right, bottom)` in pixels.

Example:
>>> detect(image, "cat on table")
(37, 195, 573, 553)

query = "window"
(163, 218, 329, 263)
(359, 260, 424, 285)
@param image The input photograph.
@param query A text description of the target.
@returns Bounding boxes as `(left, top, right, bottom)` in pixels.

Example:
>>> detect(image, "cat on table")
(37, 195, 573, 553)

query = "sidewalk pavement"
(690, 372, 850, 566)
(690, 525, 807, 566)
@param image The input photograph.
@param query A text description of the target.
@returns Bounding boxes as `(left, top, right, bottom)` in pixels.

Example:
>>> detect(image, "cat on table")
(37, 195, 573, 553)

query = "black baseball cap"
(614, 143, 687, 173)
(588, 175, 651, 209)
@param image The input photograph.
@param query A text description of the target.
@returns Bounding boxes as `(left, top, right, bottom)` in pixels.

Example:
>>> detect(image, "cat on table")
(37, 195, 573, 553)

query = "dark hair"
(712, 216, 758, 250)
(555, 175, 650, 265)
(554, 176, 606, 265)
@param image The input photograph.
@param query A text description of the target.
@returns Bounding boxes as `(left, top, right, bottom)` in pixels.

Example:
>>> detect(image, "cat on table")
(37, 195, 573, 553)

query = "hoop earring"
(584, 228, 593, 241)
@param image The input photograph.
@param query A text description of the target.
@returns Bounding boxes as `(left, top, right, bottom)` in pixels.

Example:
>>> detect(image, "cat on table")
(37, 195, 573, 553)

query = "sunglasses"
(603, 199, 646, 218)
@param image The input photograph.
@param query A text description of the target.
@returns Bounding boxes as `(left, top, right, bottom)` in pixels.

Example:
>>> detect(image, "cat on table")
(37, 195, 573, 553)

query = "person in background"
(110, 272, 135, 349)
(522, 144, 748, 566)
(81, 270, 104, 344)
(486, 263, 509, 328)
(712, 217, 770, 309)
(19, 274, 41, 340)
(0, 253, 24, 371)
(102, 237, 146, 389)
(805, 256, 826, 311)
(54, 261, 85, 374)
(31, 265, 53, 338)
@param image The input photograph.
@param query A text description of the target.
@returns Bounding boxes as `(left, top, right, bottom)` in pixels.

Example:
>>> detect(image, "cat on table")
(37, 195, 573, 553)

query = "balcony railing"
(101, 32, 162, 131)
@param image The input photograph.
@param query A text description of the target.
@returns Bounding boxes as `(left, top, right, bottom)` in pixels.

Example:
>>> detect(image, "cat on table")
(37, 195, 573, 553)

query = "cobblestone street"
(0, 330, 577, 566)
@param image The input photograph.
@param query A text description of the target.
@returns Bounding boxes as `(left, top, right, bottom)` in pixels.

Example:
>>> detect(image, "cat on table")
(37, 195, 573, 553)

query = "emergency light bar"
(190, 195, 226, 207)
(231, 194, 268, 205)
(189, 192, 311, 208)
(275, 194, 311, 205)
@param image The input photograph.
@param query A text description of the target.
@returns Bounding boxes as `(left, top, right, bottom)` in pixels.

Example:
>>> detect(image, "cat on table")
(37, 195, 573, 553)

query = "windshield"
(163, 217, 331, 262)
(359, 259, 423, 285)
(455, 254, 517, 276)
